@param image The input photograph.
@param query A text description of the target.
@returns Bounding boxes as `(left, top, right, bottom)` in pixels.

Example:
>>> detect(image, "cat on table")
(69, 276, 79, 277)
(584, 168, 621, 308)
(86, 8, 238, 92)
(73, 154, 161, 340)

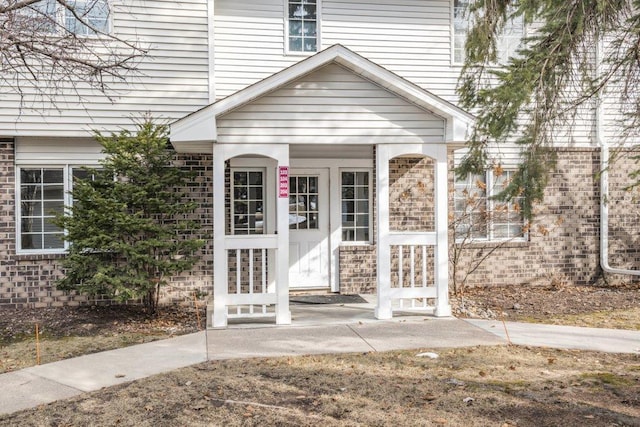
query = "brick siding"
(0, 140, 213, 308)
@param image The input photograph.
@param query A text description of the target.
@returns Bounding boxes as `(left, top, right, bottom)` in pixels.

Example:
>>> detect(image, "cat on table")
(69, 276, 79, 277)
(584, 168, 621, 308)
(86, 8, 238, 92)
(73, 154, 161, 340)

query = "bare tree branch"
(0, 0, 147, 109)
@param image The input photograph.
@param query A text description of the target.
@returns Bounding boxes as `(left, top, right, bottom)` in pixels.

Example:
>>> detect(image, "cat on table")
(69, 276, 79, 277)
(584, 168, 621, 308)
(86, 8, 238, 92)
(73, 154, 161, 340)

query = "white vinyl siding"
(1, 0, 210, 137)
(214, 0, 460, 101)
(216, 63, 446, 145)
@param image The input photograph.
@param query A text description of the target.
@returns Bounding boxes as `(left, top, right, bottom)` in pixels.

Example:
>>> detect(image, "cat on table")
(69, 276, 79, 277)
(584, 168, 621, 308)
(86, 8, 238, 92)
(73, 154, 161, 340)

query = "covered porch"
(170, 45, 473, 328)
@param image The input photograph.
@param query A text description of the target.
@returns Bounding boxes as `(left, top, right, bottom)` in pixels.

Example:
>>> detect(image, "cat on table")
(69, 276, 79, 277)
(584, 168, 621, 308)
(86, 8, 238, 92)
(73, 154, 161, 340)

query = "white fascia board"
(170, 110, 217, 144)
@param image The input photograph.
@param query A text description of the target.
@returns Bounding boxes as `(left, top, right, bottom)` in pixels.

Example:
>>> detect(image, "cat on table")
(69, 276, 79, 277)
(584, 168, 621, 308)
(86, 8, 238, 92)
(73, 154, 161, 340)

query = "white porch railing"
(389, 232, 438, 311)
(222, 235, 278, 320)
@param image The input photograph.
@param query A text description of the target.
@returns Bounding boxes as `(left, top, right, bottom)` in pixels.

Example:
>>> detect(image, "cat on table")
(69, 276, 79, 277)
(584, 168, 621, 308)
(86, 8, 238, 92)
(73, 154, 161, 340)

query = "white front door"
(288, 168, 330, 289)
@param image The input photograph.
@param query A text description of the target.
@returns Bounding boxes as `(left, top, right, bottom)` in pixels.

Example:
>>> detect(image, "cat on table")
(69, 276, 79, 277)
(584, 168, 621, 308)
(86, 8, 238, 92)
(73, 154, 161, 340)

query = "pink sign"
(278, 166, 289, 198)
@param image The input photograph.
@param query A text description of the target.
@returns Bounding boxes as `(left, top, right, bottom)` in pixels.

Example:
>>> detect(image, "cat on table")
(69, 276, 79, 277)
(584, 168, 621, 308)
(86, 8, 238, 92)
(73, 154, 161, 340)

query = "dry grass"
(2, 346, 639, 426)
(519, 308, 640, 330)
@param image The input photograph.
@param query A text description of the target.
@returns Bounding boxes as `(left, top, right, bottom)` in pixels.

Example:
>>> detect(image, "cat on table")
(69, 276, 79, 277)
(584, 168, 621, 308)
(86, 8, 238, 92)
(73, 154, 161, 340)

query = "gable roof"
(170, 44, 474, 151)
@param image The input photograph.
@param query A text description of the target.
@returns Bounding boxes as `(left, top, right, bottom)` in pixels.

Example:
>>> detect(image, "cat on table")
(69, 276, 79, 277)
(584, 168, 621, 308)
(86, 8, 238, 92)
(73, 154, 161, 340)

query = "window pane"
(43, 218, 62, 233)
(303, 4, 316, 19)
(289, 21, 302, 36)
(356, 187, 368, 199)
(356, 228, 369, 241)
(44, 233, 64, 249)
(21, 185, 41, 201)
(249, 187, 262, 200)
(21, 201, 42, 217)
(303, 21, 316, 37)
(342, 172, 354, 185)
(43, 185, 64, 200)
(22, 234, 42, 250)
(304, 39, 317, 52)
(44, 200, 64, 215)
(22, 218, 41, 233)
(234, 187, 248, 200)
(234, 172, 247, 186)
(289, 37, 303, 52)
(21, 169, 41, 184)
(249, 172, 262, 185)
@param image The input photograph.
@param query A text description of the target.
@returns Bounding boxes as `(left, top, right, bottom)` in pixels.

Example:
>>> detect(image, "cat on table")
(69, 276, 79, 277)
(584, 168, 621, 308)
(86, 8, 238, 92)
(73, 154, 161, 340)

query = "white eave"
(170, 44, 475, 153)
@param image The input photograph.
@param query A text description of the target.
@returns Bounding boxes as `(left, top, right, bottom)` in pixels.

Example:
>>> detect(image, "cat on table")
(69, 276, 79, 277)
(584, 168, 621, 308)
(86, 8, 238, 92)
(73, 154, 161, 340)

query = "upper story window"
(64, 0, 110, 35)
(26, 0, 110, 35)
(286, 0, 318, 53)
(453, 169, 526, 242)
(453, 0, 524, 64)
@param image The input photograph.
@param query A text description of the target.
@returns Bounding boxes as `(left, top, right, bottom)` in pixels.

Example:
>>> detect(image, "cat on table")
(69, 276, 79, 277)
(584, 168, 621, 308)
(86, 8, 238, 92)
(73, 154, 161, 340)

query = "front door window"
(289, 175, 319, 230)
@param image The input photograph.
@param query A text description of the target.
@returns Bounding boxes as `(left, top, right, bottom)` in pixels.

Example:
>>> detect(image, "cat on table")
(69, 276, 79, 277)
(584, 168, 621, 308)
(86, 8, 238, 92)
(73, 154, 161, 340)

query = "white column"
(212, 144, 228, 327)
(434, 145, 452, 317)
(375, 144, 393, 319)
(275, 146, 291, 324)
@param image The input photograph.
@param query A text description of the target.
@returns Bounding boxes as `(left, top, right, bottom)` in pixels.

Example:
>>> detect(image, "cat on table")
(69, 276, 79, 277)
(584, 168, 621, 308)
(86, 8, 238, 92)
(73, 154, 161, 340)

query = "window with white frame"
(25, 0, 110, 35)
(454, 169, 526, 242)
(286, 0, 318, 53)
(232, 170, 265, 235)
(341, 171, 371, 242)
(453, 0, 524, 64)
(18, 165, 93, 252)
(289, 175, 319, 230)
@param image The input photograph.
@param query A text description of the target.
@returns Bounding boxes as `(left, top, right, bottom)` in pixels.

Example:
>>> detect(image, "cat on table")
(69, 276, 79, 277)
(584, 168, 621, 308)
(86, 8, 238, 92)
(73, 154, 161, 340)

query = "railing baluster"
(422, 245, 427, 287)
(398, 245, 404, 309)
(410, 245, 416, 308)
(262, 248, 267, 314)
(236, 249, 241, 315)
(249, 248, 254, 314)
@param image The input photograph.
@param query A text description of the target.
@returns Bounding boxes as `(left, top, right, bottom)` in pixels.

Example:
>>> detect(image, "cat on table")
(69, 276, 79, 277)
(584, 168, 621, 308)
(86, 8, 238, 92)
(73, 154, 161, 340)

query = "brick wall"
(451, 148, 640, 290)
(4, 144, 637, 307)
(607, 149, 640, 273)
(339, 155, 437, 293)
(0, 141, 213, 308)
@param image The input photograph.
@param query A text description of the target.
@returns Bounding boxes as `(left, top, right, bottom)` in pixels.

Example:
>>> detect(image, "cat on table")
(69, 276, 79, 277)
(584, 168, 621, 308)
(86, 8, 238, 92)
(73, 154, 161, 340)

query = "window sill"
(284, 50, 318, 57)
(15, 252, 66, 261)
(340, 242, 374, 248)
(453, 239, 529, 249)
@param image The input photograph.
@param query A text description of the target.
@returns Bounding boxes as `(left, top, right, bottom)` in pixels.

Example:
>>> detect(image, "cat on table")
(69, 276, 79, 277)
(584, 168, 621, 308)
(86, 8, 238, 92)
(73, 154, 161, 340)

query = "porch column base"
(276, 310, 292, 325)
(212, 303, 227, 328)
(434, 303, 452, 317)
(375, 305, 393, 320)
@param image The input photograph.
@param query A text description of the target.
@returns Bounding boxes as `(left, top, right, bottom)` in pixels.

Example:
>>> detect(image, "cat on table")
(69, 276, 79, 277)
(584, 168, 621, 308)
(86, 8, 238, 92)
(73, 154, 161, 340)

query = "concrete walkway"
(1, 305, 639, 416)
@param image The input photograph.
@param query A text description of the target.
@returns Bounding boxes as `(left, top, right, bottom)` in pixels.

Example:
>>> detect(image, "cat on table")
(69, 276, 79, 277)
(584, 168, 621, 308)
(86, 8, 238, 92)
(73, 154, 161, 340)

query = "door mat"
(289, 294, 368, 305)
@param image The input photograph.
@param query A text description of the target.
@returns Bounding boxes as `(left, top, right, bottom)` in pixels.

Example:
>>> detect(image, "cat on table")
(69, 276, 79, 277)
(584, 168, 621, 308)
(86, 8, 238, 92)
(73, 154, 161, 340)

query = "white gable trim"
(170, 44, 474, 150)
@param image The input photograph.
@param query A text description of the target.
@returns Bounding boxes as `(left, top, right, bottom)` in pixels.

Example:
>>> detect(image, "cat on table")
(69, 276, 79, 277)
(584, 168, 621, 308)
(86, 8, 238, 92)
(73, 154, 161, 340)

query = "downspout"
(596, 37, 640, 277)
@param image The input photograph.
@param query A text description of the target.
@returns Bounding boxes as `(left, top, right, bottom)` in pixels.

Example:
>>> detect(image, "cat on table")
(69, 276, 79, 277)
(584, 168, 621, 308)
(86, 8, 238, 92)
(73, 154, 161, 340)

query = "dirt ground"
(1, 283, 639, 426)
(0, 304, 205, 373)
(1, 282, 639, 374)
(1, 346, 639, 426)
(452, 282, 640, 329)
